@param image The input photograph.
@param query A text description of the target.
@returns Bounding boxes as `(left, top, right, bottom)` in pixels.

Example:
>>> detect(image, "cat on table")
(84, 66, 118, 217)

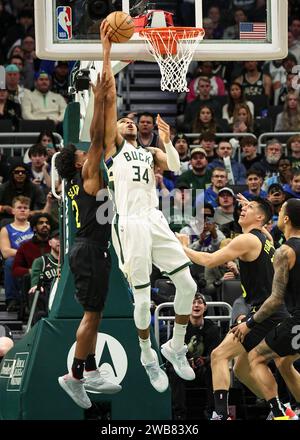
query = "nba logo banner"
(57, 6, 72, 40)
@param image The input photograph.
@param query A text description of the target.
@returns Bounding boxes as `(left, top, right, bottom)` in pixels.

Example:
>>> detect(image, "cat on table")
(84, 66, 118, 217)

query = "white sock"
(139, 337, 155, 364)
(171, 323, 187, 351)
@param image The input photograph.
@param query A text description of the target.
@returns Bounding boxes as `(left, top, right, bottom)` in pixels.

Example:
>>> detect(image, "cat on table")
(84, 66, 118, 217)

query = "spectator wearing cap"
(242, 169, 267, 201)
(251, 139, 282, 179)
(208, 140, 246, 184)
(28, 229, 60, 323)
(267, 183, 286, 224)
(21, 70, 67, 128)
(240, 136, 262, 170)
(0, 160, 46, 224)
(283, 168, 300, 200)
(5, 63, 29, 105)
(173, 133, 190, 175)
(176, 147, 212, 205)
(202, 167, 228, 208)
(214, 187, 235, 226)
(0, 81, 21, 131)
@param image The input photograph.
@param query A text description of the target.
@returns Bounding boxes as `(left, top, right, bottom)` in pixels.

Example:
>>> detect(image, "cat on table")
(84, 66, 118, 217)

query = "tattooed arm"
(253, 245, 292, 323)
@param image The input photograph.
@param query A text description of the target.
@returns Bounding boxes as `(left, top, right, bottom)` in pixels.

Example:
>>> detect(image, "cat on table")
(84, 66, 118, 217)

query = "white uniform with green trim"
(106, 140, 191, 289)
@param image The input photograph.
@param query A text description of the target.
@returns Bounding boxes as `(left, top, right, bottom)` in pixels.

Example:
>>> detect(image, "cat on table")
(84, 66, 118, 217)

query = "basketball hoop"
(140, 27, 205, 93)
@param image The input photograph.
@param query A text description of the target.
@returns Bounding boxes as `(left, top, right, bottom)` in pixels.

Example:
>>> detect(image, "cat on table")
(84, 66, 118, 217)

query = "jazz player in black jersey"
(177, 197, 289, 420)
(55, 67, 121, 409)
(232, 198, 300, 419)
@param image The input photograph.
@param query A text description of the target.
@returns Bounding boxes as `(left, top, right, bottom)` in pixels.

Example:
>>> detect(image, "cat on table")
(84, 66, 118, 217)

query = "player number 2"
(132, 166, 149, 183)
(71, 200, 81, 228)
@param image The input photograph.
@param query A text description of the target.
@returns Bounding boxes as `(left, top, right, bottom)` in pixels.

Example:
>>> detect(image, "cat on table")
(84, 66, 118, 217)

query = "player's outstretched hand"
(91, 73, 103, 101)
(100, 20, 113, 53)
(236, 193, 249, 207)
(157, 114, 171, 144)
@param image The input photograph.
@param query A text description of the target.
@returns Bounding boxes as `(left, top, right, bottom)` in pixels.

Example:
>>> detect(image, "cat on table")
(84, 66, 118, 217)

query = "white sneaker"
(58, 374, 92, 409)
(141, 349, 169, 393)
(161, 340, 195, 381)
(84, 370, 122, 394)
(210, 411, 232, 420)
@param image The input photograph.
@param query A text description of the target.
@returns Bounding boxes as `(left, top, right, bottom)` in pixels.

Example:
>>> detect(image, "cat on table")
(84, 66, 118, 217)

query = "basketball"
(106, 11, 135, 43)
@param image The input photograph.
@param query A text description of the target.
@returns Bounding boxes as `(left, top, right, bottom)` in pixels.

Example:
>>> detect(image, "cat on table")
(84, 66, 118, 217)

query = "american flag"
(239, 22, 267, 40)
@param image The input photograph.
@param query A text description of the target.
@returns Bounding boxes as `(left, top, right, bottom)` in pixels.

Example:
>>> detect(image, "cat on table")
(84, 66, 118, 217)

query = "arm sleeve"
(164, 141, 180, 172)
(30, 257, 43, 287)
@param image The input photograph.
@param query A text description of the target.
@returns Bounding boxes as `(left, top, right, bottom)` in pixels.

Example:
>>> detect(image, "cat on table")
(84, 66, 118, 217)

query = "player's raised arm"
(176, 232, 256, 268)
(100, 21, 123, 159)
(148, 114, 180, 172)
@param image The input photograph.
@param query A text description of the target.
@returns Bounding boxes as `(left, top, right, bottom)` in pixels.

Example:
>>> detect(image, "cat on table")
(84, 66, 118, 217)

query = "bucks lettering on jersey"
(106, 141, 158, 216)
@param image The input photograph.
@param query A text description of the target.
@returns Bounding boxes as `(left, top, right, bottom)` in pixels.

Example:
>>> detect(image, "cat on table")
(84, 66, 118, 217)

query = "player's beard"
(124, 133, 136, 142)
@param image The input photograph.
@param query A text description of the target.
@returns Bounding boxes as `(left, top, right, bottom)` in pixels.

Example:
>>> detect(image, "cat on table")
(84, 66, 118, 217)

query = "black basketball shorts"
(265, 313, 300, 357)
(242, 306, 290, 353)
(69, 239, 111, 313)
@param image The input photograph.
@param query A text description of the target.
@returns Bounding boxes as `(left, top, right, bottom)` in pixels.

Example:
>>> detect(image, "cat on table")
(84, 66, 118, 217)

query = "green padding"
(63, 102, 80, 145)
(50, 249, 133, 319)
(0, 318, 171, 420)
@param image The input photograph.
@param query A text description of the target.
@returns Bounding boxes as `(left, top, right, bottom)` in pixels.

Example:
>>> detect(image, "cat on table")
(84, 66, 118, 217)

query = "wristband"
(246, 315, 256, 329)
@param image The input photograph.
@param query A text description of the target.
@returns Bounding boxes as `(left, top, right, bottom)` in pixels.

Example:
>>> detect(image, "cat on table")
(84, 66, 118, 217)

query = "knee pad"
(132, 287, 151, 330)
(170, 268, 197, 315)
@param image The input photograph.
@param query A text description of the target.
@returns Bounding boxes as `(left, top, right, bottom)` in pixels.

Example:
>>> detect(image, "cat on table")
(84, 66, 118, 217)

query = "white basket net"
(140, 27, 205, 93)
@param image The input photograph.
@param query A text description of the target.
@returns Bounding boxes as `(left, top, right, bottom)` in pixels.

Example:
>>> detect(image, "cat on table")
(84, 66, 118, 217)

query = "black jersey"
(285, 237, 300, 314)
(66, 171, 110, 246)
(241, 72, 264, 97)
(239, 229, 275, 306)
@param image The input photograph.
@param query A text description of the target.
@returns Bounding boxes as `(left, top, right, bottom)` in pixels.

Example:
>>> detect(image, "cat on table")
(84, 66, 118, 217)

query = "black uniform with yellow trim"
(66, 171, 111, 312)
(265, 237, 300, 356)
(239, 229, 289, 352)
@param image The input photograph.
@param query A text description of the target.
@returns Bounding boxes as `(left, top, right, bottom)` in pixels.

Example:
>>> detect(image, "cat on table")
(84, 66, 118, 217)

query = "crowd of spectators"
(0, 0, 300, 420)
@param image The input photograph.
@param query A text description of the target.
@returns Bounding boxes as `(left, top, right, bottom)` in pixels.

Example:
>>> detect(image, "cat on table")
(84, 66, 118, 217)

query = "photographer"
(166, 293, 221, 420)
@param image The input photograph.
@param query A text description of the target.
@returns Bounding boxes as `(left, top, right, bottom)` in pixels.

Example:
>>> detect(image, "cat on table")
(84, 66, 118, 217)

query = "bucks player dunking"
(101, 21, 198, 392)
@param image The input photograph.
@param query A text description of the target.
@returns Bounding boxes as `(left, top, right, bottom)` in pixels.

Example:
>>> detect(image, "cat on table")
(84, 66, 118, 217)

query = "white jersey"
(106, 140, 158, 216)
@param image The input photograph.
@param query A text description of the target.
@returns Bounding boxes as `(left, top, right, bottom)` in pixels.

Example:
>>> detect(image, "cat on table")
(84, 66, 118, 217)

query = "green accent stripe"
(134, 282, 151, 290)
(113, 214, 124, 265)
(112, 138, 125, 159)
(162, 261, 191, 277)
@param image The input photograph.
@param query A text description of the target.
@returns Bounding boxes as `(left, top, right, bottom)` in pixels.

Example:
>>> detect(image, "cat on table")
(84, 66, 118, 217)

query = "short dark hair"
(247, 168, 262, 178)
(204, 202, 215, 216)
(252, 197, 273, 225)
(55, 144, 77, 181)
(199, 132, 215, 142)
(28, 143, 47, 158)
(240, 136, 257, 148)
(137, 112, 155, 124)
(285, 198, 300, 228)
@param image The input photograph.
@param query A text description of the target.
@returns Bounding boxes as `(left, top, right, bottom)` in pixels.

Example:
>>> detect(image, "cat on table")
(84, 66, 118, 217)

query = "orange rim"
(140, 26, 205, 40)
(140, 27, 204, 55)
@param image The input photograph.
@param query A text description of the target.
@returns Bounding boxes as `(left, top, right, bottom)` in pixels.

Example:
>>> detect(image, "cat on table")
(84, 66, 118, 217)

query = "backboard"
(35, 0, 288, 61)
